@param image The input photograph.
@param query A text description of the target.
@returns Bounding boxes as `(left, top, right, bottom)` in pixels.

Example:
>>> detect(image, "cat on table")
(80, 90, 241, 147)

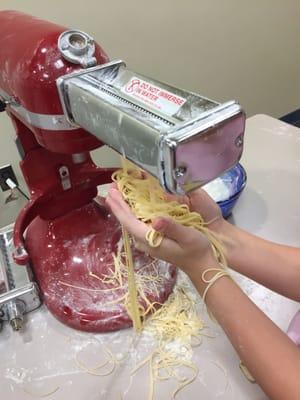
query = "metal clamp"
(58, 30, 97, 68)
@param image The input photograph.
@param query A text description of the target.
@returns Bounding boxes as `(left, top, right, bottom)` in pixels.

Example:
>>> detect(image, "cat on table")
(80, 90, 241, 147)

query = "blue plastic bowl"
(215, 163, 247, 218)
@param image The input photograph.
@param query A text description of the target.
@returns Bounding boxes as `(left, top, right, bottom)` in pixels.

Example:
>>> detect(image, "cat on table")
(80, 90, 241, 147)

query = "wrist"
(213, 220, 240, 265)
(186, 258, 230, 299)
(201, 267, 233, 304)
(212, 217, 231, 235)
(184, 250, 220, 281)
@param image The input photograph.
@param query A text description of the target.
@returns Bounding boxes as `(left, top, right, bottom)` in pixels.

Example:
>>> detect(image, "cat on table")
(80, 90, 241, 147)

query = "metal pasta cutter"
(0, 224, 41, 331)
(57, 60, 246, 194)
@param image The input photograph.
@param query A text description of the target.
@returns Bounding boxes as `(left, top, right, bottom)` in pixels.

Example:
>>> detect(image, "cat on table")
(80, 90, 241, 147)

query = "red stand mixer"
(0, 11, 245, 332)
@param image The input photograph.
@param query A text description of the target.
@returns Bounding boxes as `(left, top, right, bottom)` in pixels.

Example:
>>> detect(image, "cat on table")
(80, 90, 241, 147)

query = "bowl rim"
(217, 163, 247, 205)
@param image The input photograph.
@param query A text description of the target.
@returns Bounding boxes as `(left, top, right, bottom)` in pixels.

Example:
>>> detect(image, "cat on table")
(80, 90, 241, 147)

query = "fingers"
(152, 217, 198, 245)
(189, 188, 213, 205)
(188, 189, 223, 223)
(106, 188, 148, 242)
(134, 240, 149, 254)
(105, 182, 119, 198)
(164, 193, 190, 206)
(135, 234, 181, 262)
(188, 188, 219, 215)
(109, 182, 118, 190)
(106, 187, 195, 264)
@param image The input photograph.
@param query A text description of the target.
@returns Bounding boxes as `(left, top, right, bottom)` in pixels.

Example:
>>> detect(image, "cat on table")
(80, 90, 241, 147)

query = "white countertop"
(1, 114, 299, 400)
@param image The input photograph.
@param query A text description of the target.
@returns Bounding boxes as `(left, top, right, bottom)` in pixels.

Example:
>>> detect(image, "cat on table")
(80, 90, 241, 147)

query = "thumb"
(189, 188, 213, 205)
(152, 217, 196, 244)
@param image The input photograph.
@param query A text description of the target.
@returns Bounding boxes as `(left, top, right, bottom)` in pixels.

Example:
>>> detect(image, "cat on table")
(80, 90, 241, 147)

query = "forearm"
(219, 221, 300, 301)
(189, 271, 300, 400)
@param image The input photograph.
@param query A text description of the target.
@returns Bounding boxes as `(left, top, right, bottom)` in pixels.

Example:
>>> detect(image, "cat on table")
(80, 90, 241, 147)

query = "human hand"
(166, 188, 225, 234)
(106, 187, 219, 278)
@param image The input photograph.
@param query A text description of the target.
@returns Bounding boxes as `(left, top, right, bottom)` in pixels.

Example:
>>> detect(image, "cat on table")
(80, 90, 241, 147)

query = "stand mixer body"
(0, 11, 245, 332)
(0, 11, 177, 332)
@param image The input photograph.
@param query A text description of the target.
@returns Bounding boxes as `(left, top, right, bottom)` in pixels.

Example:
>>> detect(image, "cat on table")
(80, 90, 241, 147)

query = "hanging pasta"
(122, 226, 142, 332)
(112, 160, 226, 267)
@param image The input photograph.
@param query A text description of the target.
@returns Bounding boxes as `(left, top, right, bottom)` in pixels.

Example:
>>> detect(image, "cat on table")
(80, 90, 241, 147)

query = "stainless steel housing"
(0, 225, 41, 331)
(57, 60, 245, 194)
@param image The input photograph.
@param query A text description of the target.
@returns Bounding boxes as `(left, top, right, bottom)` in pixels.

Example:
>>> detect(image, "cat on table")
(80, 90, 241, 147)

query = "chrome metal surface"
(161, 103, 245, 193)
(13, 245, 28, 263)
(57, 60, 245, 193)
(174, 165, 187, 178)
(72, 152, 88, 164)
(58, 30, 96, 68)
(0, 224, 41, 331)
(59, 166, 71, 190)
(0, 89, 76, 131)
(6, 300, 25, 331)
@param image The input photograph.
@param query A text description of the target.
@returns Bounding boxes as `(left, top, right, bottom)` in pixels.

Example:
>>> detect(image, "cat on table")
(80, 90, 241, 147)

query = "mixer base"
(25, 198, 177, 332)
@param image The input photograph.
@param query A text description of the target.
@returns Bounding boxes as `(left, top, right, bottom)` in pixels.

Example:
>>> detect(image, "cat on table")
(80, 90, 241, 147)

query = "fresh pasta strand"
(112, 160, 227, 267)
(107, 159, 230, 398)
(110, 158, 229, 328)
(211, 360, 231, 395)
(22, 386, 60, 398)
(131, 285, 205, 400)
(122, 226, 142, 332)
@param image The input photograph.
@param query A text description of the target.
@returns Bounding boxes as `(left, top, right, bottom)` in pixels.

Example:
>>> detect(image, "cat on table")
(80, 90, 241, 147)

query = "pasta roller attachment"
(57, 60, 246, 194)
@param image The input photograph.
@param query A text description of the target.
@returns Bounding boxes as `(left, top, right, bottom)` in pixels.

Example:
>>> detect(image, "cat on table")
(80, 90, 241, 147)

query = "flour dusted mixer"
(0, 11, 245, 332)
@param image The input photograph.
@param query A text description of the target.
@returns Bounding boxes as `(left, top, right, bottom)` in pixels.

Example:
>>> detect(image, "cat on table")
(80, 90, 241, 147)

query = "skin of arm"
(191, 273, 300, 400)
(106, 187, 300, 400)
(168, 188, 300, 302)
(217, 221, 300, 301)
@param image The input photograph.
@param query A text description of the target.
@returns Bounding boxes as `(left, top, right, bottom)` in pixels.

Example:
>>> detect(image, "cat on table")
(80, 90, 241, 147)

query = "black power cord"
(0, 99, 6, 112)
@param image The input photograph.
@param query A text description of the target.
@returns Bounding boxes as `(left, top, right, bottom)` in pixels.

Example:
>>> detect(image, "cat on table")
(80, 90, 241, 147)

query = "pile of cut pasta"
(108, 241, 214, 399)
(108, 160, 227, 398)
(133, 284, 207, 399)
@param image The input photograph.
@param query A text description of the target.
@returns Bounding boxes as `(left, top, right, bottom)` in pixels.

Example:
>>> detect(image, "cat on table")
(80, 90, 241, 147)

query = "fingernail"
(153, 218, 166, 231)
(109, 188, 119, 197)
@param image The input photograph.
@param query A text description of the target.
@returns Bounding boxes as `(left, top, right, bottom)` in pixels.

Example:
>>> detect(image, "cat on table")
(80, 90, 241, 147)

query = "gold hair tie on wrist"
(201, 268, 232, 304)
